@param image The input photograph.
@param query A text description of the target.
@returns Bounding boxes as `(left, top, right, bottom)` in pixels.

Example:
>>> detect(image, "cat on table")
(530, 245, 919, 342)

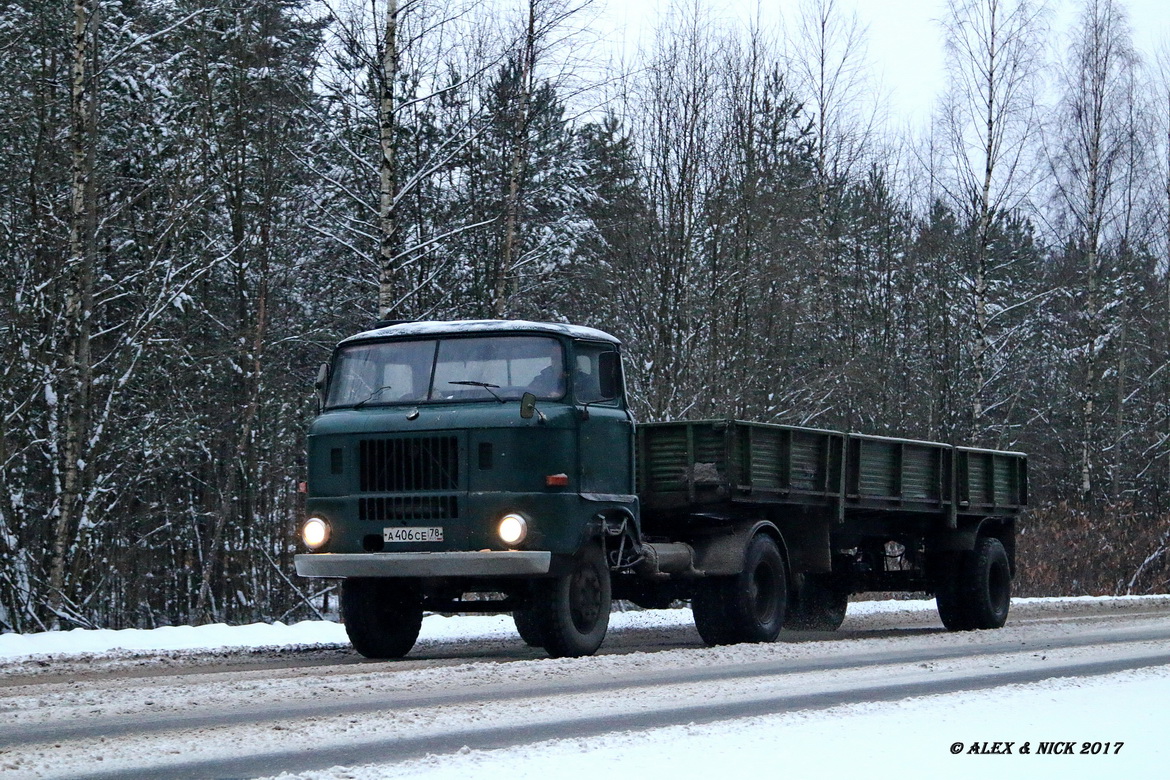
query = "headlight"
(498, 513, 528, 546)
(302, 517, 330, 550)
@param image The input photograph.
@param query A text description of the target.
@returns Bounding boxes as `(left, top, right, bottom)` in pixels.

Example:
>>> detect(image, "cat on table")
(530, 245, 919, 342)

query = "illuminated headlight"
(301, 517, 330, 550)
(498, 513, 528, 546)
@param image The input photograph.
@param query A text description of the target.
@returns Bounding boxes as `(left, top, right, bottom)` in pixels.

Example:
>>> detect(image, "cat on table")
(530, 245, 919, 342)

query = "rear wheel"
(533, 543, 611, 658)
(964, 536, 1011, 629)
(692, 533, 787, 645)
(934, 563, 971, 630)
(786, 574, 848, 631)
(692, 581, 735, 645)
(934, 537, 1011, 631)
(341, 578, 423, 659)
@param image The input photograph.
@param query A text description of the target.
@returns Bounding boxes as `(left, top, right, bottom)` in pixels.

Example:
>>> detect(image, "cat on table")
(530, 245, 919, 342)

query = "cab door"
(574, 341, 634, 496)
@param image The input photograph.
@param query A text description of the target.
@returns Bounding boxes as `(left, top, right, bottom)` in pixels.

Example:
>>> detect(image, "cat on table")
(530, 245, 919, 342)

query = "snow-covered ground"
(1, 595, 1157, 661)
(2, 596, 1168, 780)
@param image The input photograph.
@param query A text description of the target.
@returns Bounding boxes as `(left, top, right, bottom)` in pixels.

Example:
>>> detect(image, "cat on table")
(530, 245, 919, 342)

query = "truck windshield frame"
(325, 335, 567, 409)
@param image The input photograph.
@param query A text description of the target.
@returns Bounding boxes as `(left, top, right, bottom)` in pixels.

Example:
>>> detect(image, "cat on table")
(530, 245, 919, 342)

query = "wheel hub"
(570, 565, 602, 631)
(750, 561, 779, 623)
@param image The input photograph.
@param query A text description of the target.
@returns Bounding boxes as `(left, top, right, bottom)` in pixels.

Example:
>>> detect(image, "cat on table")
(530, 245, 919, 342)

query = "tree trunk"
(377, 0, 401, 320)
(47, 0, 99, 628)
(495, 0, 537, 318)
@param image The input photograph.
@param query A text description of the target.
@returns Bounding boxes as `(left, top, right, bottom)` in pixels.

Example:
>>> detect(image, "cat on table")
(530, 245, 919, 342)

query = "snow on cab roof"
(341, 319, 621, 345)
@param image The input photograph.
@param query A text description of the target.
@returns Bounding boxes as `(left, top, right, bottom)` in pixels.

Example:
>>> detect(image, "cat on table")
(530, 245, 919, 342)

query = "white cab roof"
(341, 319, 621, 346)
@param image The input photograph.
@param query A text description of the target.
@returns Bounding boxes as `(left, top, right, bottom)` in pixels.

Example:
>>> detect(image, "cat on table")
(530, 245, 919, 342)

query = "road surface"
(2, 598, 1168, 779)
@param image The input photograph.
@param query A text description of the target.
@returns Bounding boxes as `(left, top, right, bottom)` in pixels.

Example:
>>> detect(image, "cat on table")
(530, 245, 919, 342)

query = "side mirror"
(315, 362, 329, 414)
(520, 392, 537, 420)
(598, 351, 621, 401)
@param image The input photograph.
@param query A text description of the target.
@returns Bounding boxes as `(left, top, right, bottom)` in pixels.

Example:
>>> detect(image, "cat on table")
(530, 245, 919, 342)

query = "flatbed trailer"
(631, 421, 1026, 629)
(294, 321, 1028, 658)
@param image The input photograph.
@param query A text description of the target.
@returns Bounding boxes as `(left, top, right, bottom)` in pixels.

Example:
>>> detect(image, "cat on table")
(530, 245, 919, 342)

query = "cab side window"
(575, 342, 620, 404)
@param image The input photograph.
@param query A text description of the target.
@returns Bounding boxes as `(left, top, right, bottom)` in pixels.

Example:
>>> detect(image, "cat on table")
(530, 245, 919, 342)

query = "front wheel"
(692, 533, 787, 645)
(512, 606, 545, 647)
(533, 543, 611, 658)
(341, 578, 423, 659)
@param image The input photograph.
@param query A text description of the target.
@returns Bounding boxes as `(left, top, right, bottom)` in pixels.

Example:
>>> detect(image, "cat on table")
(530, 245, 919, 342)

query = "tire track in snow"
(68, 651, 1170, 780)
(5, 620, 1170, 752)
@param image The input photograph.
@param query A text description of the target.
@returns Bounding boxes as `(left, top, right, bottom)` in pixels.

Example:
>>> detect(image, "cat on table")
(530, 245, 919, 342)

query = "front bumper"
(294, 551, 552, 578)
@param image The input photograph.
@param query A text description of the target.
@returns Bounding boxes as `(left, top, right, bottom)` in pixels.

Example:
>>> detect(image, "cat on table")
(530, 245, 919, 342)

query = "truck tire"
(963, 536, 1011, 629)
(692, 533, 787, 645)
(933, 552, 973, 631)
(341, 578, 423, 659)
(533, 542, 611, 658)
(935, 537, 1011, 631)
(691, 582, 736, 645)
(512, 606, 545, 647)
(786, 574, 848, 631)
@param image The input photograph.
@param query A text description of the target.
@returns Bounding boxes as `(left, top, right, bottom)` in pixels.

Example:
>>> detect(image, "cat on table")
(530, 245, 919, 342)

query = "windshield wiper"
(353, 385, 394, 408)
(448, 380, 505, 404)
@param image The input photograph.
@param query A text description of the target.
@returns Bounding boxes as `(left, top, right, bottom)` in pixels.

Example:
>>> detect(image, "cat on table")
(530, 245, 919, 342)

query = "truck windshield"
(326, 336, 566, 408)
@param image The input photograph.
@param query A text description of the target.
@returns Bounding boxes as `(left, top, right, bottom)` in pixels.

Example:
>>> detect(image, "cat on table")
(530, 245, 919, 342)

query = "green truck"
(295, 320, 1028, 658)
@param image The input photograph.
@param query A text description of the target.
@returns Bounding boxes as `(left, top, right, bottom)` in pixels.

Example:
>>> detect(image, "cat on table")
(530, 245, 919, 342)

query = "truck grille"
(359, 495, 458, 521)
(359, 436, 460, 492)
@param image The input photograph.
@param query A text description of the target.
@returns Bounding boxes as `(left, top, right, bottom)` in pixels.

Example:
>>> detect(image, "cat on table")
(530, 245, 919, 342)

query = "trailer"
(635, 420, 1026, 638)
(295, 320, 1027, 658)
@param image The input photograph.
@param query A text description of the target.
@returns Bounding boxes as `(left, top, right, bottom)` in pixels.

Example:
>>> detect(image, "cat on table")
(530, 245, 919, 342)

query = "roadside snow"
(0, 619, 349, 660)
(0, 609, 689, 661)
(265, 666, 1170, 780)
(2, 595, 1167, 662)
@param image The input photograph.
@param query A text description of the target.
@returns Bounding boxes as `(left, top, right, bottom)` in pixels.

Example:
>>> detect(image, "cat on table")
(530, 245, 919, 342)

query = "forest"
(1, 0, 1168, 632)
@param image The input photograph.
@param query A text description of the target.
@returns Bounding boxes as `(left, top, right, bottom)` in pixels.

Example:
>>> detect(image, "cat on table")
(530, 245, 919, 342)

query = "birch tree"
(1050, 0, 1139, 498)
(939, 0, 1046, 443)
(313, 0, 497, 322)
(790, 0, 874, 331)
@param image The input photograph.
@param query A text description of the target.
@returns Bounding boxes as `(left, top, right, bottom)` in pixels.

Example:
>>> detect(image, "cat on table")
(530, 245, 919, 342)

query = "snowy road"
(2, 597, 1169, 779)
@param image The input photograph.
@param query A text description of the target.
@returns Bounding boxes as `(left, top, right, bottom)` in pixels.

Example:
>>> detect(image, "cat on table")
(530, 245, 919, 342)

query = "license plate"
(383, 526, 444, 543)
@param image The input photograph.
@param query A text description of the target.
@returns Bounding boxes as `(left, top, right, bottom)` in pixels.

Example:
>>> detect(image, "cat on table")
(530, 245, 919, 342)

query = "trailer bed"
(636, 420, 1027, 524)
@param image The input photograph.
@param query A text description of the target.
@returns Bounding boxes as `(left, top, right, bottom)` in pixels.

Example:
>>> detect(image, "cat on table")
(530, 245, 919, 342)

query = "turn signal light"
(546, 473, 569, 487)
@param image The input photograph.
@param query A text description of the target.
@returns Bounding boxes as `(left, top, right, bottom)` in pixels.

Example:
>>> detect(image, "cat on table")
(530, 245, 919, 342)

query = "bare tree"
(377, 0, 404, 320)
(1159, 44, 1170, 501)
(492, 0, 594, 317)
(790, 0, 874, 325)
(1049, 0, 1139, 498)
(938, 0, 1046, 442)
(314, 0, 501, 321)
(620, 1, 720, 420)
(45, 0, 101, 628)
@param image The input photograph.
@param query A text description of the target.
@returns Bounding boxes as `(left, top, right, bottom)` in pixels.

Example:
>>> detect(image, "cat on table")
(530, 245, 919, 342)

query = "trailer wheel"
(933, 553, 973, 631)
(935, 538, 1011, 631)
(964, 536, 1011, 629)
(534, 542, 611, 658)
(512, 606, 545, 647)
(786, 574, 848, 631)
(341, 578, 423, 659)
(692, 533, 787, 645)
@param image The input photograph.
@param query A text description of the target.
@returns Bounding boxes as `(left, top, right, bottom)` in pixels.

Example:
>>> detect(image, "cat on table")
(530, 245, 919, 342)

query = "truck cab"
(296, 320, 637, 657)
